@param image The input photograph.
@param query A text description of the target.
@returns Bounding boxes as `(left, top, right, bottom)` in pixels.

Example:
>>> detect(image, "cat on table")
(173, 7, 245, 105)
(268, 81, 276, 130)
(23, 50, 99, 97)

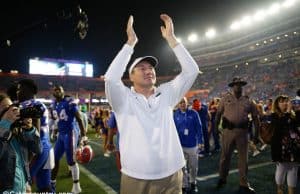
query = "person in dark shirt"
(270, 95, 299, 194)
(192, 99, 211, 157)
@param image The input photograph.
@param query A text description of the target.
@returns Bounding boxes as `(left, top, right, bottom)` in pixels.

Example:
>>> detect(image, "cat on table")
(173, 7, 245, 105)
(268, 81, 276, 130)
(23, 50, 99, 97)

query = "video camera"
(0, 103, 44, 130)
(18, 103, 44, 119)
(16, 103, 44, 130)
(291, 99, 300, 106)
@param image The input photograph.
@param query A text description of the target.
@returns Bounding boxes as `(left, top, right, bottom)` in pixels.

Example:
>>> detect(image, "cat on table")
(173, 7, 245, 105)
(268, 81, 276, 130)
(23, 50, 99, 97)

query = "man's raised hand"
(126, 15, 138, 47)
(160, 14, 178, 48)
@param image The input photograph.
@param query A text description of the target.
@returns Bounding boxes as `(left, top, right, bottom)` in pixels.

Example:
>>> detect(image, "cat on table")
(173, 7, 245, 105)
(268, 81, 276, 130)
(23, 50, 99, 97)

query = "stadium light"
(253, 10, 266, 21)
(205, 28, 216, 39)
(230, 21, 241, 30)
(282, 0, 296, 8)
(240, 16, 252, 27)
(228, 0, 297, 33)
(188, 33, 198, 42)
(267, 3, 280, 15)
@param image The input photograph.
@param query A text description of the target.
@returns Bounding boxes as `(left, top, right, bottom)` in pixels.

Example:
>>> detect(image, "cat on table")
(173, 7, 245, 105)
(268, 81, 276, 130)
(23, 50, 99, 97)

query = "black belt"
(222, 117, 248, 130)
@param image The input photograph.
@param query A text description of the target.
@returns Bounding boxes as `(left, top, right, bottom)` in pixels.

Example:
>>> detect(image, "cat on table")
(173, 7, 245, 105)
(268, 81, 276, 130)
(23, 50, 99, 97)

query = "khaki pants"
(219, 128, 249, 186)
(120, 170, 183, 194)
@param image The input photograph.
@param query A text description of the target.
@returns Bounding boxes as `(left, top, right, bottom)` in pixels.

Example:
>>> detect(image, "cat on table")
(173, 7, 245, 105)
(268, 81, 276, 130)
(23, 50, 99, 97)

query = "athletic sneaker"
(252, 150, 260, 157)
(72, 183, 82, 194)
(260, 144, 267, 151)
(198, 153, 205, 158)
(104, 152, 110, 157)
(50, 181, 56, 193)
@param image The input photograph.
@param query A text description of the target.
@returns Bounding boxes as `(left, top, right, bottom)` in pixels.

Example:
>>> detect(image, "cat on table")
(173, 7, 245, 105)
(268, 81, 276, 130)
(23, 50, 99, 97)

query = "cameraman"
(0, 94, 41, 192)
(17, 79, 54, 192)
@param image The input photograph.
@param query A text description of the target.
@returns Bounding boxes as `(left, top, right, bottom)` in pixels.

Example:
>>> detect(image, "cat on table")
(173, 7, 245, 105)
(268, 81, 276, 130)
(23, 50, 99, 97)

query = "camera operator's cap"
(228, 76, 247, 87)
(128, 56, 158, 74)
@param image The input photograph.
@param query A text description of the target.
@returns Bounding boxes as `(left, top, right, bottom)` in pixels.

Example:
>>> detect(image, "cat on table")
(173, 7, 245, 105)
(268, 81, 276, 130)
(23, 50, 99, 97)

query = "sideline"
(88, 139, 273, 192)
(79, 140, 118, 194)
(196, 161, 273, 181)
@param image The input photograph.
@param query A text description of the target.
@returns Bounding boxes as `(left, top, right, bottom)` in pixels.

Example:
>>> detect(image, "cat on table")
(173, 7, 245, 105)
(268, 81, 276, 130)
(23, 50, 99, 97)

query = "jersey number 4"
(59, 109, 69, 121)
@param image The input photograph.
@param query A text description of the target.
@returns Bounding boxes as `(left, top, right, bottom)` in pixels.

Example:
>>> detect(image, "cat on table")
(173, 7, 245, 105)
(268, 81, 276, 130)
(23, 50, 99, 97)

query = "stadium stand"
(0, 11, 299, 103)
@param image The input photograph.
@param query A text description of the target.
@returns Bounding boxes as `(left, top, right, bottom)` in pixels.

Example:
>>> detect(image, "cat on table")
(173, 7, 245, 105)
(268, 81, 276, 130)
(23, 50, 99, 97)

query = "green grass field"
(34, 129, 300, 194)
(83, 130, 300, 194)
(54, 157, 107, 194)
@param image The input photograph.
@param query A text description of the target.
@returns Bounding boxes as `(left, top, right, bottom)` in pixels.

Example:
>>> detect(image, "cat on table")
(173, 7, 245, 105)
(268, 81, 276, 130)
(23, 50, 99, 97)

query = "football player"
(50, 85, 87, 193)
